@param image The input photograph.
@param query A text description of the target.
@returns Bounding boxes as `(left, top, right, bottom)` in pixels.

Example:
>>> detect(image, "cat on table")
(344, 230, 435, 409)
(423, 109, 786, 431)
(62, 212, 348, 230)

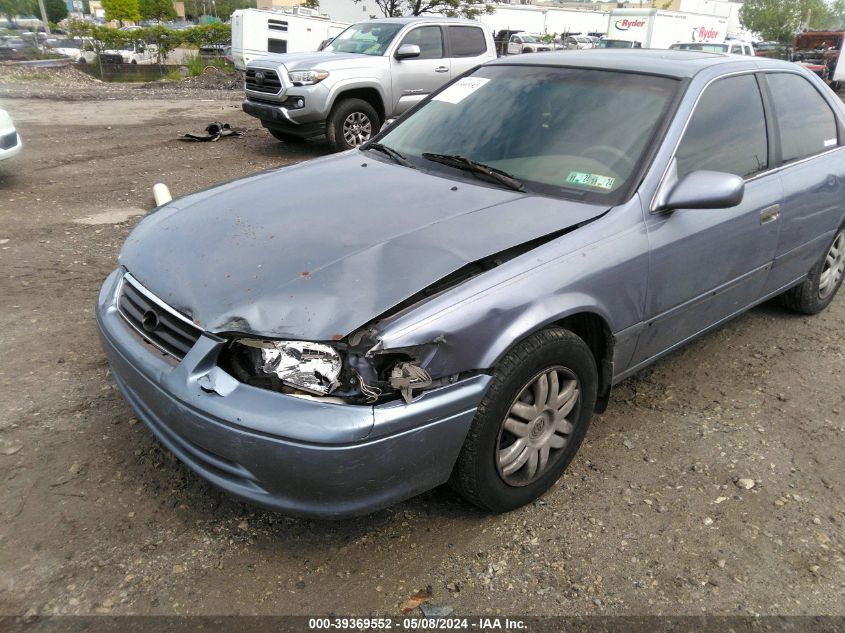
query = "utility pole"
(37, 0, 52, 35)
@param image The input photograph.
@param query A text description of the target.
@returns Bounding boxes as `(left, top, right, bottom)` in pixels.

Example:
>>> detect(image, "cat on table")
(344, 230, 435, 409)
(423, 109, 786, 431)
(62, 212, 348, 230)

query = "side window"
(446, 25, 486, 57)
(766, 72, 839, 163)
(676, 74, 768, 179)
(268, 39, 287, 54)
(399, 26, 443, 59)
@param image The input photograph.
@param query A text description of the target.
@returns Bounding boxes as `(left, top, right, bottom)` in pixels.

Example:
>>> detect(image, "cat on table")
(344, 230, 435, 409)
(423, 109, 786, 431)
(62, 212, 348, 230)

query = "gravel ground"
(0, 74, 843, 620)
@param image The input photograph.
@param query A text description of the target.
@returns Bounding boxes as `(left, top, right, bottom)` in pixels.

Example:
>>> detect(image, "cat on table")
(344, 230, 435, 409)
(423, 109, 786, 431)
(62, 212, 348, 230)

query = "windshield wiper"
(365, 142, 415, 168)
(421, 153, 525, 192)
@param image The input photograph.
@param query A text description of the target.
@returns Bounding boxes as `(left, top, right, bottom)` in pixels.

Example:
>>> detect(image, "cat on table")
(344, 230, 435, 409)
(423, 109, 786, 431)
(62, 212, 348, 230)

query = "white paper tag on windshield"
(433, 77, 490, 104)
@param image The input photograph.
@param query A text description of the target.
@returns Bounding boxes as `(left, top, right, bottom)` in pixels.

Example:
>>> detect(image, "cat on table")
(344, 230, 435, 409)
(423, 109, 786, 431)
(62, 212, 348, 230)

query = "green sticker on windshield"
(566, 171, 615, 190)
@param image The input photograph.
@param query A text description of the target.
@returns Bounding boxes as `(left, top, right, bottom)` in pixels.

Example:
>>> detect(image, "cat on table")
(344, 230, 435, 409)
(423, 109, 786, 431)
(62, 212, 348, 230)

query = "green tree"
(102, 0, 140, 25)
(29, 0, 67, 22)
(355, 0, 494, 20)
(740, 0, 838, 43)
(0, 0, 29, 21)
(139, 0, 175, 21)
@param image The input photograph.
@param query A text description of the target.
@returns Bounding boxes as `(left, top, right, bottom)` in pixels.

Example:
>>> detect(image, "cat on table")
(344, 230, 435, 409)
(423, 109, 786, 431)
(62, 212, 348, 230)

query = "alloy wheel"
(342, 112, 372, 147)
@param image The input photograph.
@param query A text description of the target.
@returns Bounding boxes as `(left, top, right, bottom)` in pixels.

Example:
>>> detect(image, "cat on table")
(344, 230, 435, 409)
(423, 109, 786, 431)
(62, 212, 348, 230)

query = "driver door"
(390, 25, 450, 116)
(633, 73, 782, 366)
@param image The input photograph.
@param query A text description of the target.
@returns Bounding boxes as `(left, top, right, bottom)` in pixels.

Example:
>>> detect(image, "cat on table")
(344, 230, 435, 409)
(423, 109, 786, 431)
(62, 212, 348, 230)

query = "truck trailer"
(605, 9, 728, 49)
(231, 7, 349, 71)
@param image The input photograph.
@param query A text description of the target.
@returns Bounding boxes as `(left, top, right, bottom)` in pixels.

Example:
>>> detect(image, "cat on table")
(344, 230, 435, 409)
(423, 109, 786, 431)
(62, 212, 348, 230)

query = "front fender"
(374, 197, 649, 380)
(325, 78, 390, 118)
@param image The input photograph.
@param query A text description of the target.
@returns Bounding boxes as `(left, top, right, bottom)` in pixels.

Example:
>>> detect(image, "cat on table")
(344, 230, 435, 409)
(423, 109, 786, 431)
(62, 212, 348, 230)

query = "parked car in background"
(561, 35, 594, 50)
(99, 50, 845, 518)
(596, 38, 641, 49)
(755, 41, 791, 60)
(0, 107, 22, 161)
(507, 33, 552, 55)
(242, 17, 496, 151)
(670, 41, 755, 55)
(45, 38, 97, 64)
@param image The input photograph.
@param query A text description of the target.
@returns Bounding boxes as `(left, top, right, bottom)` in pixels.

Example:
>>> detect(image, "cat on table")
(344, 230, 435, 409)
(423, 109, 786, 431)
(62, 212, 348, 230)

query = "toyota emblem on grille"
(255, 71, 265, 86)
(141, 309, 160, 333)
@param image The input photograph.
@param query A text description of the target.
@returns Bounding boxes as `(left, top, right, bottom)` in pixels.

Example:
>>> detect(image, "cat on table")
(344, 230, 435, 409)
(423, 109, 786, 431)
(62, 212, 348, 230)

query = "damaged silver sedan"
(97, 51, 845, 517)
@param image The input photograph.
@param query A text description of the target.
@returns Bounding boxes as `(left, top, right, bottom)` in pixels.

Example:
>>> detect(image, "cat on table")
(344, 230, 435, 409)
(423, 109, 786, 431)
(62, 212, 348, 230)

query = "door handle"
(760, 204, 780, 225)
(435, 66, 449, 73)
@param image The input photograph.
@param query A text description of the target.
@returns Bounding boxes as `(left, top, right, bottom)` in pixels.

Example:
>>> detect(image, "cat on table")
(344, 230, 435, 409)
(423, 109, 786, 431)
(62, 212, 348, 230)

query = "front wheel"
(326, 98, 380, 151)
(782, 226, 845, 314)
(450, 328, 597, 513)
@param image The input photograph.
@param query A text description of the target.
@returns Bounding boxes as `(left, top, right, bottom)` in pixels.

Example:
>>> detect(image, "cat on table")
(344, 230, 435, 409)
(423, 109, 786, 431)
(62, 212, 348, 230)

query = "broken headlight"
(235, 339, 341, 395)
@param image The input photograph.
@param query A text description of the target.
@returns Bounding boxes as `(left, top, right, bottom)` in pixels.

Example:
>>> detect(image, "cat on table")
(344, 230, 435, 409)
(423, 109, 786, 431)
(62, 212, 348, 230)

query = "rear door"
(634, 73, 782, 365)
(445, 24, 492, 78)
(761, 71, 845, 294)
(390, 25, 450, 116)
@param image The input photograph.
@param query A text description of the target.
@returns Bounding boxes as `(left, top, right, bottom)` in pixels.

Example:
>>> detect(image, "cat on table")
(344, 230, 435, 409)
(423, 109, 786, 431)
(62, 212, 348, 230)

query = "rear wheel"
(450, 328, 597, 513)
(782, 227, 845, 314)
(326, 98, 379, 152)
(267, 129, 307, 144)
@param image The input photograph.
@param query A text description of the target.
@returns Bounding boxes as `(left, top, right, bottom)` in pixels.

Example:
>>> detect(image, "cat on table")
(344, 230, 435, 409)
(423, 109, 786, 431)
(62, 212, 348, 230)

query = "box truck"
(605, 9, 728, 49)
(231, 8, 350, 71)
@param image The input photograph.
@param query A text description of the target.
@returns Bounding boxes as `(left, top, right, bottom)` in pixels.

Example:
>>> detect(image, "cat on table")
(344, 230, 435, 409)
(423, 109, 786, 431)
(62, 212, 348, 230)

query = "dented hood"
(119, 152, 608, 340)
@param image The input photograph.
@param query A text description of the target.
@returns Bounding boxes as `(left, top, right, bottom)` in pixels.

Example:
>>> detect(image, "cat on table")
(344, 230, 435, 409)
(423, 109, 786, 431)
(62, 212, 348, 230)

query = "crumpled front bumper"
(95, 269, 491, 518)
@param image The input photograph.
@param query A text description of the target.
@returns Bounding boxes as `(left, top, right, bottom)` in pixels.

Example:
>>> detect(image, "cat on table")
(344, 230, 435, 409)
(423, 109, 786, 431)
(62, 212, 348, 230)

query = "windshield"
(377, 65, 679, 202)
(521, 35, 540, 43)
(324, 22, 404, 56)
(597, 39, 633, 48)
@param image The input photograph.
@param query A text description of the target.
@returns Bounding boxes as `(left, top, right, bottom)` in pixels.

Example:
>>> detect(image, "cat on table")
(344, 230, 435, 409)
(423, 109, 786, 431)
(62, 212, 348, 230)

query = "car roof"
(489, 49, 800, 79)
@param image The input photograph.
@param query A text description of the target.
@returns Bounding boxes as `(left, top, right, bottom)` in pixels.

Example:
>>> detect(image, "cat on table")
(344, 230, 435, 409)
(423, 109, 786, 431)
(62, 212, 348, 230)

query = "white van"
(669, 41, 755, 56)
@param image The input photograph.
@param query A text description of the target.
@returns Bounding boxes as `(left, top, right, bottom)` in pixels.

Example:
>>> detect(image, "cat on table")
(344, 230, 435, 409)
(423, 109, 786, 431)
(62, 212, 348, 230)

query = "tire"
(782, 226, 845, 315)
(523, 47, 534, 54)
(267, 129, 307, 144)
(77, 57, 87, 64)
(326, 98, 380, 152)
(450, 327, 598, 513)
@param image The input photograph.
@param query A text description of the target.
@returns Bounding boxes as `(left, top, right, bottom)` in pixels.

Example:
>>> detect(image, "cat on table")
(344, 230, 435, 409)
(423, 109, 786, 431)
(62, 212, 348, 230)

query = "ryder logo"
(692, 26, 720, 42)
(615, 18, 646, 31)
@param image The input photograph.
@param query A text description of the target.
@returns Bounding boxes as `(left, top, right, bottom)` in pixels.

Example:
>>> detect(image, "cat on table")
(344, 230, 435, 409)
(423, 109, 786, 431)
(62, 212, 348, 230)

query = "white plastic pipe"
(153, 183, 172, 207)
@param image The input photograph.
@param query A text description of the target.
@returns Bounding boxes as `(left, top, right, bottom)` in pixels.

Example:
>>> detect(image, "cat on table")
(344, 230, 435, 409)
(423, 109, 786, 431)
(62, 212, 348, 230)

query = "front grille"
(0, 131, 17, 150)
(245, 68, 282, 94)
(117, 275, 202, 360)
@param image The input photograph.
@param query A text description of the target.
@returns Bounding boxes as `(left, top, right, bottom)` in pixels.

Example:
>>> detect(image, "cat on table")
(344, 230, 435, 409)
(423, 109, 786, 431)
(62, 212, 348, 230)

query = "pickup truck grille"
(0, 131, 17, 150)
(117, 274, 202, 360)
(245, 68, 282, 94)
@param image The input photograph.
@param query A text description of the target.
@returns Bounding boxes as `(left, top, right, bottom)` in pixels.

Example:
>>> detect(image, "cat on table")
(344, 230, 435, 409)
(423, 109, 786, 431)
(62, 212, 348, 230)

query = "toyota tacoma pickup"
(242, 17, 496, 151)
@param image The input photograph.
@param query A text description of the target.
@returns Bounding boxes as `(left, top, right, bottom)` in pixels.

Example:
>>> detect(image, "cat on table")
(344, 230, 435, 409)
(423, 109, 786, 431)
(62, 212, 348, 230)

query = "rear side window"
(676, 74, 768, 178)
(447, 26, 487, 57)
(766, 72, 839, 163)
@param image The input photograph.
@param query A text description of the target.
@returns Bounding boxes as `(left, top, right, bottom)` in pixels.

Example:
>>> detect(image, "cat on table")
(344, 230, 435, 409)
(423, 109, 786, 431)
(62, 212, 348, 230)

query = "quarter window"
(676, 74, 768, 179)
(446, 25, 486, 57)
(399, 26, 443, 59)
(766, 72, 839, 163)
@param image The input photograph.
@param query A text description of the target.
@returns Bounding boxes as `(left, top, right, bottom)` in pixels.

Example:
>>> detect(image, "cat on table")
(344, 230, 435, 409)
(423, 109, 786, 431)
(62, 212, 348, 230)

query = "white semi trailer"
(605, 8, 728, 49)
(231, 8, 349, 71)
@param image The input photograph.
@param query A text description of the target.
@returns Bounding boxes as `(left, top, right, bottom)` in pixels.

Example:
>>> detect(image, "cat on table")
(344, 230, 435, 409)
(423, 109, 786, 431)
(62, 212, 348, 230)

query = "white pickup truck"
(242, 17, 496, 151)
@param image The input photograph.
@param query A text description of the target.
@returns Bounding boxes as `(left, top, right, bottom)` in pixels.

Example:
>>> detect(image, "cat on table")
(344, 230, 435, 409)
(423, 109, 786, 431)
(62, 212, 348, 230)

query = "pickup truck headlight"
(235, 338, 341, 395)
(288, 69, 329, 85)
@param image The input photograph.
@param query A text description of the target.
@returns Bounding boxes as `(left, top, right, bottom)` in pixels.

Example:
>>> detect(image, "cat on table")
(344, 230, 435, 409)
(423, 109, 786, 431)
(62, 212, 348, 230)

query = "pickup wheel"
(267, 129, 307, 144)
(450, 327, 597, 513)
(782, 226, 845, 314)
(327, 98, 380, 152)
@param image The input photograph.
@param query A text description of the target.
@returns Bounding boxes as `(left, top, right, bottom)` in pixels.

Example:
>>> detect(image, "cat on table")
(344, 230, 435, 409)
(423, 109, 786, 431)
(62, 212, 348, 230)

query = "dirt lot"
(0, 68, 843, 620)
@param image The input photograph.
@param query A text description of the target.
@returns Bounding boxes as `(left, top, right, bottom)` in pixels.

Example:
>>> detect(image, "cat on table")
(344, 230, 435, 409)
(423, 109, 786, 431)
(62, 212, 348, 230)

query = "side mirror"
(394, 44, 421, 60)
(658, 170, 745, 211)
